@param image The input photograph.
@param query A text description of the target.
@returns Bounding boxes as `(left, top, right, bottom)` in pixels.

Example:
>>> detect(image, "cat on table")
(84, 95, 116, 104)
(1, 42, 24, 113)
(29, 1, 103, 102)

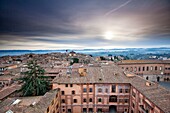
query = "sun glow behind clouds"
(104, 31, 114, 40)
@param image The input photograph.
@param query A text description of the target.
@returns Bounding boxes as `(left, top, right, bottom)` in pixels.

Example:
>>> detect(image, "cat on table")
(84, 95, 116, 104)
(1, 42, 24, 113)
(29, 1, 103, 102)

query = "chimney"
(79, 67, 87, 76)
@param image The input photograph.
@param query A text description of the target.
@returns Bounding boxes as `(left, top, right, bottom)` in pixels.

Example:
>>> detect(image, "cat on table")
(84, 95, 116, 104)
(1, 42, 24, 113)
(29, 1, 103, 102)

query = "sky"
(0, 0, 170, 50)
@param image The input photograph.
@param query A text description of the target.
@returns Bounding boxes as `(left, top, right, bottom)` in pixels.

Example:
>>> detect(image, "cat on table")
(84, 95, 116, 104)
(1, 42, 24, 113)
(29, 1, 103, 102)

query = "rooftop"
(24, 89, 58, 113)
(0, 89, 58, 113)
(53, 64, 130, 84)
(0, 85, 21, 100)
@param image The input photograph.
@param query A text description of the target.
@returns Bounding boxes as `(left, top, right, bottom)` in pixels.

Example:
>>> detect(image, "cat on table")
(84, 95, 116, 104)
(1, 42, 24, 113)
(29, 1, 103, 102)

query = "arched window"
(98, 88, 102, 93)
(155, 66, 157, 70)
(98, 98, 102, 102)
(89, 98, 93, 102)
(138, 67, 141, 72)
(61, 91, 65, 95)
(74, 99, 77, 103)
(83, 98, 87, 102)
(134, 67, 137, 72)
(147, 66, 149, 71)
(62, 99, 65, 103)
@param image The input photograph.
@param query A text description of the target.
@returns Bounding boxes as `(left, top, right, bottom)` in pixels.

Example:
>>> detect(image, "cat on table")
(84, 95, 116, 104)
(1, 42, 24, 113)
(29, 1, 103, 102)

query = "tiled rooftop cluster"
(0, 89, 59, 113)
(0, 52, 170, 113)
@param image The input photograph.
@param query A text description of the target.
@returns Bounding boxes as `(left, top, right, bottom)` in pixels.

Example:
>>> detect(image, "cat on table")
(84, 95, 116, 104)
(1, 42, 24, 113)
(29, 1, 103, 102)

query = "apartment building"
(117, 60, 170, 81)
(52, 64, 170, 113)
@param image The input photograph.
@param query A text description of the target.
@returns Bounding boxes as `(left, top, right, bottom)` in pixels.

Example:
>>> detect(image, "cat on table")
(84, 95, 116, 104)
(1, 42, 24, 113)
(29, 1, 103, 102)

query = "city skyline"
(0, 0, 170, 50)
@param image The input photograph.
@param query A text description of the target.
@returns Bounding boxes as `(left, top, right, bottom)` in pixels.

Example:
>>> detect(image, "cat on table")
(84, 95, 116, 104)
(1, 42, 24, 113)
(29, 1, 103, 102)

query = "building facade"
(117, 60, 170, 82)
(52, 65, 170, 113)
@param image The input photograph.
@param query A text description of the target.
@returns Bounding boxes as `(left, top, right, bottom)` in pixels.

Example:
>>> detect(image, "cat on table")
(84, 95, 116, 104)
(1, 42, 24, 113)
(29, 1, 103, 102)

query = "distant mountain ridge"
(0, 48, 170, 57)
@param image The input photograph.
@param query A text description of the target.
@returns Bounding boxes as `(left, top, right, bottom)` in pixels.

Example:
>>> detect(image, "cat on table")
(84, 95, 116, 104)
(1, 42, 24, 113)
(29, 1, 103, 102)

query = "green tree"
(19, 60, 50, 96)
(100, 56, 106, 60)
(70, 58, 79, 65)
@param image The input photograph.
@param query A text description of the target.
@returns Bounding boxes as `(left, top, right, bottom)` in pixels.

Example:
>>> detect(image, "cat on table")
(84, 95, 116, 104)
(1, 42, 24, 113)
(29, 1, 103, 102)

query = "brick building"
(52, 64, 170, 113)
(117, 60, 170, 81)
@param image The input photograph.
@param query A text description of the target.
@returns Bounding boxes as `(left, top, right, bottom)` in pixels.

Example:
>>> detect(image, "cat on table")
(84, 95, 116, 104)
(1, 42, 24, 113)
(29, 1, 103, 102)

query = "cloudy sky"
(0, 0, 170, 50)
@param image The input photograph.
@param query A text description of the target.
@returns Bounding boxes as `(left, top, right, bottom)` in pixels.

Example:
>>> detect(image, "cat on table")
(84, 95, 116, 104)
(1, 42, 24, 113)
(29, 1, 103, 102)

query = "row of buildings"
(117, 60, 170, 82)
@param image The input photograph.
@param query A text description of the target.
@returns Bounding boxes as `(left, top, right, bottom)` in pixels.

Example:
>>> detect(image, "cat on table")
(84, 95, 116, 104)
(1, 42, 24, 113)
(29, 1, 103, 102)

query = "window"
(134, 67, 137, 72)
(105, 88, 108, 93)
(125, 99, 128, 103)
(125, 89, 129, 93)
(89, 98, 92, 102)
(83, 88, 87, 92)
(62, 99, 65, 103)
(97, 108, 102, 112)
(83, 98, 86, 102)
(89, 108, 93, 112)
(65, 84, 68, 87)
(89, 88, 93, 92)
(155, 66, 157, 70)
(126, 67, 128, 71)
(112, 85, 116, 92)
(109, 96, 117, 102)
(143, 67, 145, 71)
(68, 109, 71, 113)
(125, 108, 128, 112)
(83, 108, 87, 113)
(119, 89, 123, 93)
(74, 99, 77, 103)
(98, 98, 102, 102)
(147, 66, 149, 71)
(72, 90, 75, 94)
(70, 84, 73, 87)
(119, 99, 124, 103)
(98, 88, 102, 93)
(138, 67, 141, 72)
(61, 91, 65, 95)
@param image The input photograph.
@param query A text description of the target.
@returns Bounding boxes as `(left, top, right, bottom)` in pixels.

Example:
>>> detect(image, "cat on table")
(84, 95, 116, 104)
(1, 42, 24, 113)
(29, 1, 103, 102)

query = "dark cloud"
(0, 0, 170, 49)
